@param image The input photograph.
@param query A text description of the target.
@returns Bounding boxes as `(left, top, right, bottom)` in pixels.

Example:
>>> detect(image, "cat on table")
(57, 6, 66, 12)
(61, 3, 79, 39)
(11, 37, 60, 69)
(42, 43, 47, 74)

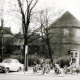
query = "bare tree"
(35, 8, 64, 68)
(17, 0, 38, 71)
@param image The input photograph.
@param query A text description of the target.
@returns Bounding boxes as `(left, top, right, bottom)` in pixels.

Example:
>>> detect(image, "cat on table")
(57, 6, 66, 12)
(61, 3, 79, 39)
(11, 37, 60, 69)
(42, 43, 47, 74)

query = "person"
(64, 65, 68, 74)
(54, 63, 61, 75)
(42, 61, 47, 74)
(45, 62, 50, 74)
(54, 66, 59, 75)
(33, 62, 39, 73)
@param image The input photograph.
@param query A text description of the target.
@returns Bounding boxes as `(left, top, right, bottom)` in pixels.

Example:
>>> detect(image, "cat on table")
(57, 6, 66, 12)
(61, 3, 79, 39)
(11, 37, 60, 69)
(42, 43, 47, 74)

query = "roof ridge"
(50, 11, 80, 28)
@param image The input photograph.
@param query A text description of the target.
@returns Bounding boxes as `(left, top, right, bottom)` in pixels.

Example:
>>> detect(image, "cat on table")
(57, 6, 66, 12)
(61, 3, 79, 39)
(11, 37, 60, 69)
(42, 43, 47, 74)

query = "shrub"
(10, 54, 45, 66)
(54, 56, 70, 68)
(28, 55, 41, 66)
(10, 55, 24, 63)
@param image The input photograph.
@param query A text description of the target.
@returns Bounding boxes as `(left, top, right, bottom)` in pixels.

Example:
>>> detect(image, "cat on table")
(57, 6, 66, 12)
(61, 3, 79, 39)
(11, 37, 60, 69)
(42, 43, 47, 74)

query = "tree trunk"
(47, 40, 53, 69)
(24, 24, 28, 71)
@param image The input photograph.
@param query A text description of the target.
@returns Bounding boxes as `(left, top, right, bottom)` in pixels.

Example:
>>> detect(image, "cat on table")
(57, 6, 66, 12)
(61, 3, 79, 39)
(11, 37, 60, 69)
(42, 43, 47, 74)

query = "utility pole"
(1, 19, 4, 62)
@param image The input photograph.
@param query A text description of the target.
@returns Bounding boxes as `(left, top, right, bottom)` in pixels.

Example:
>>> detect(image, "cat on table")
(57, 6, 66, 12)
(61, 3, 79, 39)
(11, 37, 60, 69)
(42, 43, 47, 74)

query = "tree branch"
(30, 0, 38, 12)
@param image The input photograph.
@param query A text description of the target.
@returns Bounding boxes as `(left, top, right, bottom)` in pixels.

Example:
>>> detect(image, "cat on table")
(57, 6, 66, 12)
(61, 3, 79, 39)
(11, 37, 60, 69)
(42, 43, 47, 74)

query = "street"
(0, 73, 80, 80)
(0, 68, 80, 80)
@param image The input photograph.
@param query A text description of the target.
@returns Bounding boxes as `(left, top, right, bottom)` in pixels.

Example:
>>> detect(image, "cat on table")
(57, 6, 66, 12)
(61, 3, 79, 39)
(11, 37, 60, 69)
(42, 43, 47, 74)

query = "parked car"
(0, 59, 24, 73)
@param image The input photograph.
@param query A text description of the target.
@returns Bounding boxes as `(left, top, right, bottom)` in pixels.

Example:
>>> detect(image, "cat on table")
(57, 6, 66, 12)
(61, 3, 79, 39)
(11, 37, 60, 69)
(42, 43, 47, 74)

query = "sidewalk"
(6, 67, 80, 77)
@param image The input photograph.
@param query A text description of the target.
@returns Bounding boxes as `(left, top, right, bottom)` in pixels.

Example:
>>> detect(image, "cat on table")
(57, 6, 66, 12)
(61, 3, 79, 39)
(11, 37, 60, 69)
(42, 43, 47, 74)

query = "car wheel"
(17, 67, 21, 72)
(5, 68, 9, 73)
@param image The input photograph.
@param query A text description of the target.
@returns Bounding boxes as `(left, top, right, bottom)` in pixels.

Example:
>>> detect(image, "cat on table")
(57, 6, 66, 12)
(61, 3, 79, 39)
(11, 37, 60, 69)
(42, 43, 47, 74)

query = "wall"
(50, 27, 80, 58)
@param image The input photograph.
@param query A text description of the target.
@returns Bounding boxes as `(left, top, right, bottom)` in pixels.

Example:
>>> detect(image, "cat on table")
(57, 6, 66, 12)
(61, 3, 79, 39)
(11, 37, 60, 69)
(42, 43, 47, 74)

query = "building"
(49, 11, 80, 58)
(69, 49, 79, 67)
(0, 27, 13, 39)
(0, 27, 41, 62)
(0, 27, 13, 61)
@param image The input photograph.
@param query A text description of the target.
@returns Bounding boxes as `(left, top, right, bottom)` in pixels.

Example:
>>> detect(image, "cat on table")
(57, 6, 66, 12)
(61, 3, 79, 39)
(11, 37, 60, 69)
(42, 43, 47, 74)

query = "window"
(15, 60, 19, 63)
(75, 52, 78, 57)
(71, 52, 73, 57)
(64, 29, 69, 36)
(76, 29, 80, 36)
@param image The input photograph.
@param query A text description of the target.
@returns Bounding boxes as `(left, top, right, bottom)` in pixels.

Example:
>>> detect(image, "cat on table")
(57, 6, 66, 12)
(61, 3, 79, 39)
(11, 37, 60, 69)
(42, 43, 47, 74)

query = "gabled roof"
(14, 32, 24, 39)
(50, 11, 80, 28)
(0, 27, 12, 34)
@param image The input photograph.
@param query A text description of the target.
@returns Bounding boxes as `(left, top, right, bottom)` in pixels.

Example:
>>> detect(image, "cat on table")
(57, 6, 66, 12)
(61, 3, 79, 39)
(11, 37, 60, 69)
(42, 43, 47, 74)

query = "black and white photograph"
(0, 0, 80, 80)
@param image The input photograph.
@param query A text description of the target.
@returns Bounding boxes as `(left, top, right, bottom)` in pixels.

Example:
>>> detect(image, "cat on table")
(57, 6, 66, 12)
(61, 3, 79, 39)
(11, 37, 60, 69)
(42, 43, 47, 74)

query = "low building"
(0, 27, 13, 61)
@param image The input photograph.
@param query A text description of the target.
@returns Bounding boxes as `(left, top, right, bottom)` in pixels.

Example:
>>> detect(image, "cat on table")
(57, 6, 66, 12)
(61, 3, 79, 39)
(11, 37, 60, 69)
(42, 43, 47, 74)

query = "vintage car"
(0, 59, 24, 73)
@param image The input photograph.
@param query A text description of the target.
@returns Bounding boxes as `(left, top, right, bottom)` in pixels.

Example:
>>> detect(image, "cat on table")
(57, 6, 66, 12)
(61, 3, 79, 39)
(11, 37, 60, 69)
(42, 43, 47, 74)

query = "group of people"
(33, 61, 51, 74)
(63, 65, 80, 74)
(33, 61, 61, 74)
(33, 61, 80, 75)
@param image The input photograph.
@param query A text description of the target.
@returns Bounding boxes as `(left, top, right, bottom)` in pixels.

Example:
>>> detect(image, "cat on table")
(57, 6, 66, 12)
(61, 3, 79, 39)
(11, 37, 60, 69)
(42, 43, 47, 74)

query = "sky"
(38, 0, 80, 20)
(1, 0, 80, 33)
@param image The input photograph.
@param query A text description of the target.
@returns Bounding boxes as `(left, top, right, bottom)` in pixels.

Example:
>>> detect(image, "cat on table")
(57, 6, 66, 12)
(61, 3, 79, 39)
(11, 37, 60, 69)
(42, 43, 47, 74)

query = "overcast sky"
(1, 0, 80, 33)
(38, 0, 80, 20)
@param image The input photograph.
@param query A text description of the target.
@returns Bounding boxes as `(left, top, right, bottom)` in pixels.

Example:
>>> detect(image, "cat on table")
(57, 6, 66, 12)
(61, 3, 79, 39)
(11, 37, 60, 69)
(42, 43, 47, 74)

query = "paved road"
(0, 68, 80, 80)
(0, 73, 80, 80)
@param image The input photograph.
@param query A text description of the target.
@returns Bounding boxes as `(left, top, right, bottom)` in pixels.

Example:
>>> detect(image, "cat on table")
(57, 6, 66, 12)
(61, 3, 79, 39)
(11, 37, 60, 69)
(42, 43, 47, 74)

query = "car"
(0, 59, 24, 73)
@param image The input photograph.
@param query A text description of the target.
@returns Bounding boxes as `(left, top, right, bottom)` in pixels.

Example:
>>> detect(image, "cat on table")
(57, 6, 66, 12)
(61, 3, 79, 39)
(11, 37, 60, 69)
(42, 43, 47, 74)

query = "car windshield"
(2, 59, 12, 63)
